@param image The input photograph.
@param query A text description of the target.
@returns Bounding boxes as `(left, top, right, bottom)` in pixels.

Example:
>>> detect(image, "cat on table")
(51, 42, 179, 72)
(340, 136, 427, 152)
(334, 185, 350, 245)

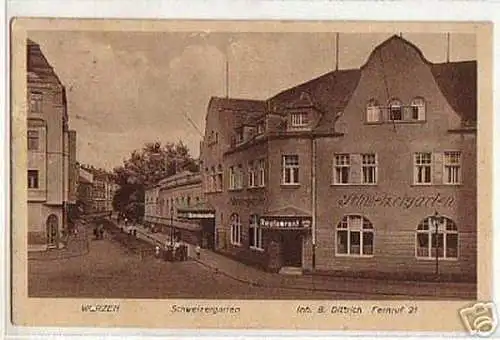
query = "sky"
(28, 31, 476, 171)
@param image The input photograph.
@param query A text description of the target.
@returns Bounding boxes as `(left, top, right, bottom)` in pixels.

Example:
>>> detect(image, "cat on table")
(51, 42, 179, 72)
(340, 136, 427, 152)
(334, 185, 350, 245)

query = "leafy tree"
(112, 141, 199, 222)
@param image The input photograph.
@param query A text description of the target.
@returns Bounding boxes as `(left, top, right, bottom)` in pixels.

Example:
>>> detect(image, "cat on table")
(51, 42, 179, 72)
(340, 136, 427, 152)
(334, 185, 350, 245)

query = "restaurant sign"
(259, 216, 312, 229)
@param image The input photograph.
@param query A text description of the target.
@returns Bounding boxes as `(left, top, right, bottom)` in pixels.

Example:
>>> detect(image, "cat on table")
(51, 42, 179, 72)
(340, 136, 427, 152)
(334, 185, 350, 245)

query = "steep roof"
(431, 61, 477, 124)
(208, 97, 266, 113)
(27, 39, 63, 87)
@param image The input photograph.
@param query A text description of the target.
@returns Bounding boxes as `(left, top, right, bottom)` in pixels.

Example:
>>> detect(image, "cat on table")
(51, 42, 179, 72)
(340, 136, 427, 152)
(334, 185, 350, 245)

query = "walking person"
(195, 244, 201, 260)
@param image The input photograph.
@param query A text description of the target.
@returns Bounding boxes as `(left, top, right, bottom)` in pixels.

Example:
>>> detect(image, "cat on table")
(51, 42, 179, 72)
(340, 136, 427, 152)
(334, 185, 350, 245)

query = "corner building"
(27, 39, 77, 250)
(200, 35, 477, 279)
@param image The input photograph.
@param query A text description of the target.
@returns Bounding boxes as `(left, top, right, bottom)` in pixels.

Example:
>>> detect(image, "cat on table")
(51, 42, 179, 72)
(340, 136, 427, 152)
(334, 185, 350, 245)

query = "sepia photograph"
(10, 19, 493, 332)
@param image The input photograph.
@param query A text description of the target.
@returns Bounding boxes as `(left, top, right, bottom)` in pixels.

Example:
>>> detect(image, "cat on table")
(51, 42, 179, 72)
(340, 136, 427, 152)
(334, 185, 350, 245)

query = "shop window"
(248, 161, 256, 188)
(414, 152, 432, 184)
(230, 213, 242, 246)
(336, 215, 374, 256)
(388, 99, 403, 121)
(333, 154, 350, 184)
(444, 151, 461, 185)
(28, 170, 39, 189)
(410, 97, 426, 121)
(416, 216, 458, 259)
(282, 155, 299, 185)
(28, 130, 39, 150)
(258, 159, 266, 187)
(366, 99, 381, 122)
(249, 214, 263, 250)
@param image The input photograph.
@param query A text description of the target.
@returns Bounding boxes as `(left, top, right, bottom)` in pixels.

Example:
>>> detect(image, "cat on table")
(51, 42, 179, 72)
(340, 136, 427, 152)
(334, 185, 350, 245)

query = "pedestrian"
(155, 245, 160, 258)
(195, 244, 201, 260)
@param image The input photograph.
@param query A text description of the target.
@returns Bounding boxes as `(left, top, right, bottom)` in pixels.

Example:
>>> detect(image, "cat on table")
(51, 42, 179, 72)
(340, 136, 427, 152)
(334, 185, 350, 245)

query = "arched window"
(217, 164, 223, 191)
(410, 97, 426, 121)
(336, 215, 374, 256)
(366, 99, 381, 123)
(388, 99, 403, 121)
(416, 216, 458, 259)
(230, 213, 242, 246)
(249, 214, 263, 250)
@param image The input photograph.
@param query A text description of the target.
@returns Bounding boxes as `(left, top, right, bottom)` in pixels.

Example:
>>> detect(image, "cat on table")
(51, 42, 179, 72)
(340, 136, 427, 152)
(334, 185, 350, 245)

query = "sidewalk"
(130, 223, 476, 299)
(28, 222, 90, 261)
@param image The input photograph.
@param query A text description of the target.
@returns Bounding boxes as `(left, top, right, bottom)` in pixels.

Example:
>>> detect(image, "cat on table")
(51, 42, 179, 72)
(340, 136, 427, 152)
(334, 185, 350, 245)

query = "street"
(28, 222, 445, 300)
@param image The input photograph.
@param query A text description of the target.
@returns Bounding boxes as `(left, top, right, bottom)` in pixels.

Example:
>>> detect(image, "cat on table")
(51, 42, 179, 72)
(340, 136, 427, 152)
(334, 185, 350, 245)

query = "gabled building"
(27, 39, 77, 250)
(199, 35, 477, 279)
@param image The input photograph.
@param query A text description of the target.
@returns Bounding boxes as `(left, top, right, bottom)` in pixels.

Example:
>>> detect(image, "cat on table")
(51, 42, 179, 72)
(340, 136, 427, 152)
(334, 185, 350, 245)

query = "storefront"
(259, 213, 312, 270)
(177, 204, 216, 250)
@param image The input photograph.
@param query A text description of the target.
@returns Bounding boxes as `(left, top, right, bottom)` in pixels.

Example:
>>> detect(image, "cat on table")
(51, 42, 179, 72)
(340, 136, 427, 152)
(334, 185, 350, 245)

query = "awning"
(260, 206, 312, 230)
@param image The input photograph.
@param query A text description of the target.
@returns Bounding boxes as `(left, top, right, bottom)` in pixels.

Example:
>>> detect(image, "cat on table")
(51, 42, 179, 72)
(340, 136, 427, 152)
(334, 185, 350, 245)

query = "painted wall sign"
(337, 192, 455, 209)
(259, 216, 312, 229)
(230, 196, 266, 206)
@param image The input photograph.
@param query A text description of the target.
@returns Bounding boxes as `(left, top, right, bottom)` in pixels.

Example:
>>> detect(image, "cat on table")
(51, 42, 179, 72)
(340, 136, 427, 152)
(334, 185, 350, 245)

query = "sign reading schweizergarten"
(337, 192, 455, 209)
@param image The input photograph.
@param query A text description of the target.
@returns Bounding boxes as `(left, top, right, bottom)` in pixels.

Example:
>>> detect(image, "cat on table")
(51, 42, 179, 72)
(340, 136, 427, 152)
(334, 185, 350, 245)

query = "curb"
(192, 258, 474, 299)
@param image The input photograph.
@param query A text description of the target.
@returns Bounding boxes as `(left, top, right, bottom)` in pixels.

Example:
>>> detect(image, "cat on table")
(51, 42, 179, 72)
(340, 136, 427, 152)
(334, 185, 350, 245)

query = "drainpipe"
(311, 135, 317, 270)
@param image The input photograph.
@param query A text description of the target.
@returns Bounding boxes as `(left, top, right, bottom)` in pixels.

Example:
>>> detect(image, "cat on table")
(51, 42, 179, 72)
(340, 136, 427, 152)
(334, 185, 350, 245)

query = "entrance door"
(46, 214, 59, 248)
(281, 232, 302, 267)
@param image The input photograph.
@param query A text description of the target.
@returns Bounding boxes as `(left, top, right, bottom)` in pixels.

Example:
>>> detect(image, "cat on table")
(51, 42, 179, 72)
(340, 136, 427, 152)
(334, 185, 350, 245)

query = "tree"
(112, 141, 198, 221)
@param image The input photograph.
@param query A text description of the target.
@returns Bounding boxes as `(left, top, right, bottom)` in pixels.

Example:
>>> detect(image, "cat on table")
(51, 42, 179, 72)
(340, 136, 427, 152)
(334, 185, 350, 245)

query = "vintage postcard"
(9, 18, 494, 334)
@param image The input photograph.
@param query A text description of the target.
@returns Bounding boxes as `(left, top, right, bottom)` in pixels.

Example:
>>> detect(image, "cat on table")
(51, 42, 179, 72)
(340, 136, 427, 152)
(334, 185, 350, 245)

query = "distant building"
(85, 169, 117, 213)
(27, 39, 77, 250)
(144, 171, 213, 247)
(77, 166, 94, 215)
(197, 35, 477, 278)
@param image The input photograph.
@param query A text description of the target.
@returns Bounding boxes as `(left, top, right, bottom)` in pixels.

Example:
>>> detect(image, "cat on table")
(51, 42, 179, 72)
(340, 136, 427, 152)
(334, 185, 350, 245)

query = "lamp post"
(431, 211, 443, 278)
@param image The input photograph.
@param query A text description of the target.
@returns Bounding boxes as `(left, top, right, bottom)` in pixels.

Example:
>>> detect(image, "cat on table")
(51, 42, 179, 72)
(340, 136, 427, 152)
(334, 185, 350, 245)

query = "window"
(217, 165, 223, 191)
(414, 152, 432, 184)
(187, 196, 191, 207)
(388, 99, 402, 121)
(334, 154, 350, 184)
(28, 170, 39, 189)
(410, 97, 426, 121)
(248, 161, 256, 188)
(236, 129, 244, 143)
(249, 214, 263, 250)
(361, 154, 377, 184)
(229, 166, 236, 190)
(236, 164, 244, 189)
(416, 216, 458, 259)
(210, 166, 216, 192)
(366, 100, 381, 122)
(336, 215, 374, 256)
(29, 92, 43, 113)
(291, 112, 308, 127)
(444, 151, 461, 184)
(258, 159, 265, 187)
(282, 155, 299, 185)
(28, 130, 39, 150)
(230, 213, 242, 246)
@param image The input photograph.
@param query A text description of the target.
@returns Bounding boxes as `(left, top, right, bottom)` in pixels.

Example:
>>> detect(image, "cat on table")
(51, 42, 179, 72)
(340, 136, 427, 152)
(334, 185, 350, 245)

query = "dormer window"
(291, 112, 308, 127)
(410, 97, 426, 121)
(388, 99, 402, 121)
(366, 99, 381, 122)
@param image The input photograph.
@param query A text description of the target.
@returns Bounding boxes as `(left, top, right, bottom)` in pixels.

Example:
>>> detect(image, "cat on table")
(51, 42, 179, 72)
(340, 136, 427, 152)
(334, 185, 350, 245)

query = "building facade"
(27, 39, 77, 250)
(199, 35, 477, 278)
(77, 166, 94, 215)
(144, 171, 214, 247)
(91, 172, 117, 213)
